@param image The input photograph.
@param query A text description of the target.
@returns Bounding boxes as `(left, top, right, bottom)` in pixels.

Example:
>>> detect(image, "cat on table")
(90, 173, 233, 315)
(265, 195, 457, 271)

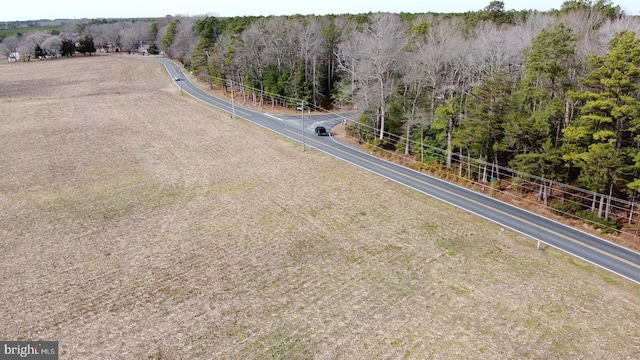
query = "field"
(1, 55, 639, 359)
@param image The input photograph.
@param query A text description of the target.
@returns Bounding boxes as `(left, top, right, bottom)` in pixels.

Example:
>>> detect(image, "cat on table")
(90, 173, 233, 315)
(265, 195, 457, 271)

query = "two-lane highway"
(158, 58, 344, 137)
(154, 58, 640, 284)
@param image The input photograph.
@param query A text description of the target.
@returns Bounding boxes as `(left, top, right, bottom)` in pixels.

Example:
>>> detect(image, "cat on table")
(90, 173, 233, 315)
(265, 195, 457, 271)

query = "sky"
(2, 0, 639, 22)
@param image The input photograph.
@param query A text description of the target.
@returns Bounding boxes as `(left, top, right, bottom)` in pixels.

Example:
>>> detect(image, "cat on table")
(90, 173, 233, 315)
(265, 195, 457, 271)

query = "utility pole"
(204, 51, 212, 89)
(230, 80, 236, 119)
(421, 124, 424, 163)
(301, 101, 305, 152)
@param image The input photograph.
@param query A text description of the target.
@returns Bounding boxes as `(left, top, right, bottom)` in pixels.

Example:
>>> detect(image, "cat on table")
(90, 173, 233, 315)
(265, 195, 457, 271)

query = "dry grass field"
(1, 55, 639, 359)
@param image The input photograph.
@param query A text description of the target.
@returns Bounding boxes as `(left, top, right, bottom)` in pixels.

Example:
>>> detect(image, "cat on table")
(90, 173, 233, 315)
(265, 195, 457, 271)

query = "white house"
(8, 52, 20, 62)
(137, 44, 150, 54)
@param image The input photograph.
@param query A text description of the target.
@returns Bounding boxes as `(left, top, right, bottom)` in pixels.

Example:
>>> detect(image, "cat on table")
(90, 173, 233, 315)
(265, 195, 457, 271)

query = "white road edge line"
(262, 113, 284, 121)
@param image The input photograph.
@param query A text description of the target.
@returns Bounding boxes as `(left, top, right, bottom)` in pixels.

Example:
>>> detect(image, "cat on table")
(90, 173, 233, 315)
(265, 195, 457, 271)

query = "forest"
(2, 0, 640, 234)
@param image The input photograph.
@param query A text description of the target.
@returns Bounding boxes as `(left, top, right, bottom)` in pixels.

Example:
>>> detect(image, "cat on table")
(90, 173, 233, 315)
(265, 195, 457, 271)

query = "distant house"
(8, 52, 19, 62)
(137, 44, 150, 54)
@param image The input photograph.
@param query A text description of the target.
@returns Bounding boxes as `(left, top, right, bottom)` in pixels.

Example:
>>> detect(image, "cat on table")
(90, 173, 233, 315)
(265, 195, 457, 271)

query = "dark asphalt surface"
(154, 58, 640, 285)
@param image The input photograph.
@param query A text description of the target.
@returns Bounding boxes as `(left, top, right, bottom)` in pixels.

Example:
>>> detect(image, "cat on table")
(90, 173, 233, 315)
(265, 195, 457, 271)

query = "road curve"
(152, 58, 640, 285)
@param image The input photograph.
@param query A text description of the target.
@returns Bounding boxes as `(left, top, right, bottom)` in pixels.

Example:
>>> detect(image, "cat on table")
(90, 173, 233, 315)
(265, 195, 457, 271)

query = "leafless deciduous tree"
(402, 17, 463, 156)
(16, 31, 51, 58)
(41, 35, 62, 57)
(166, 17, 199, 62)
(118, 22, 152, 52)
(24, 32, 50, 48)
(468, 22, 527, 81)
(236, 20, 268, 105)
(562, 8, 614, 59)
(0, 34, 19, 58)
(263, 16, 294, 72)
(336, 13, 409, 140)
(589, 16, 640, 56)
(93, 23, 125, 51)
(298, 18, 322, 104)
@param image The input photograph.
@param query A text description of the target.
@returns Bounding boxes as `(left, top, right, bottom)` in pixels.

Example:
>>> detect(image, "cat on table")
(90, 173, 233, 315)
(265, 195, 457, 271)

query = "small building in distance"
(8, 52, 20, 62)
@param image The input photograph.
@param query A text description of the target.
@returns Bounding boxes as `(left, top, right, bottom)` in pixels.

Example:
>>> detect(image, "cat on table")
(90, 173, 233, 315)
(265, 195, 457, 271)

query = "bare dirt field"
(1, 55, 639, 359)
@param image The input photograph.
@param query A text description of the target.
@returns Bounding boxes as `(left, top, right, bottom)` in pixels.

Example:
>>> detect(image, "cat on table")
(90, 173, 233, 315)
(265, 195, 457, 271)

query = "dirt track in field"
(1, 55, 639, 359)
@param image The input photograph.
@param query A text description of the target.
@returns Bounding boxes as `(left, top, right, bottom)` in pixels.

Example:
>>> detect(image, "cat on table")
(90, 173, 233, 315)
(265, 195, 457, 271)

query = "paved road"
(155, 58, 640, 285)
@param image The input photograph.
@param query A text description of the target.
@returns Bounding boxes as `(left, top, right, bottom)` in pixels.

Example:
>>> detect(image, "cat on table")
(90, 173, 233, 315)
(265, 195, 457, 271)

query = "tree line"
(193, 1, 640, 226)
(2, 0, 640, 227)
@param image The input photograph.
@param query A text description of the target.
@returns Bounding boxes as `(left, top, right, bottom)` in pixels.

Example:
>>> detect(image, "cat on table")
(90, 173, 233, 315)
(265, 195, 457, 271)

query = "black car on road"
(315, 126, 328, 136)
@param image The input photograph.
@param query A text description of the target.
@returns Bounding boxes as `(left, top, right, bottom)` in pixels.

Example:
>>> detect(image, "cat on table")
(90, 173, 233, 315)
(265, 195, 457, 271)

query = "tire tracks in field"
(122, 100, 228, 185)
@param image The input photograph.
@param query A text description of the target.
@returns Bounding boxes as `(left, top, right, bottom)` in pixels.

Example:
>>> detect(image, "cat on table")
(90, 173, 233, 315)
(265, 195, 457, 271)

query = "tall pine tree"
(506, 23, 577, 197)
(454, 71, 512, 182)
(563, 30, 640, 217)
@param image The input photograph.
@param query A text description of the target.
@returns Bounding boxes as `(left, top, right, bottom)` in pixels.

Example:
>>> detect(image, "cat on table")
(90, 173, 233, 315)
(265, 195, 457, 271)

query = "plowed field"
(1, 55, 638, 359)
